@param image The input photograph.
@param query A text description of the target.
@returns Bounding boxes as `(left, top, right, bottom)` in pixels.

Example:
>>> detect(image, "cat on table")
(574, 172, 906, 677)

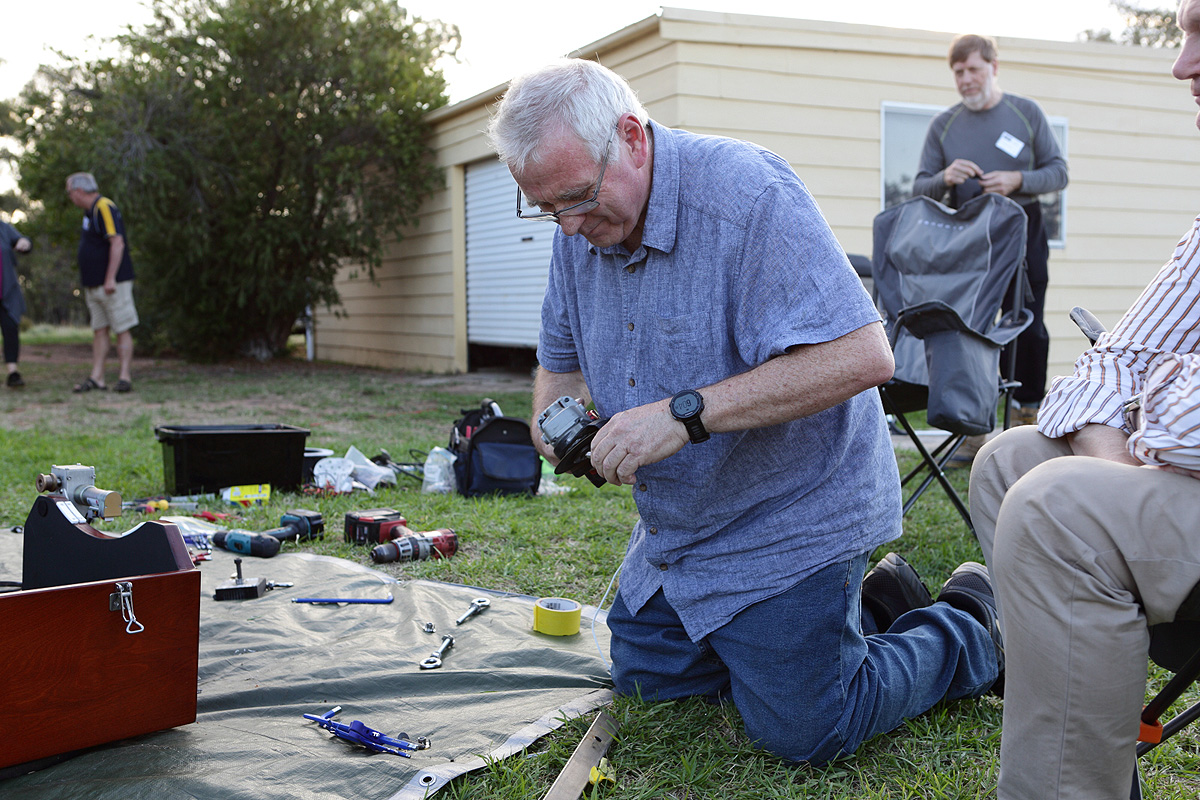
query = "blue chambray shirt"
(537, 121, 902, 642)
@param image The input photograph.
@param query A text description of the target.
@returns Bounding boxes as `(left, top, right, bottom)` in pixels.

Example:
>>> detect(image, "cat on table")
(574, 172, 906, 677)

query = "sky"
(1, 1, 1140, 106)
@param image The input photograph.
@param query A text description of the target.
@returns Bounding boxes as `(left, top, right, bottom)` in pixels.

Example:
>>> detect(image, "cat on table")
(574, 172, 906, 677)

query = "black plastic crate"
(155, 424, 310, 495)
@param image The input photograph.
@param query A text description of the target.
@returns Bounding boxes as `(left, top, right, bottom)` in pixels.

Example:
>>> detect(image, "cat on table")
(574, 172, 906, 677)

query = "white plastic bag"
(421, 447, 457, 494)
(312, 457, 355, 493)
(344, 445, 397, 490)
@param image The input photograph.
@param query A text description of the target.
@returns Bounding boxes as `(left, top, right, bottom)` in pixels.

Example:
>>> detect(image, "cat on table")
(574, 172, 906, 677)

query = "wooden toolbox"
(0, 494, 201, 771)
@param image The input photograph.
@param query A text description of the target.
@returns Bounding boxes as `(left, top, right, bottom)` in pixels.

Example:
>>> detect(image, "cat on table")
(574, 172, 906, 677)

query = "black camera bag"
(449, 400, 541, 498)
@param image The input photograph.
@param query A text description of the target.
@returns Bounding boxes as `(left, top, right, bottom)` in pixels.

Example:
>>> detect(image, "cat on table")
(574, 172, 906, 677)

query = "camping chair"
(1069, 306, 1200, 800)
(1135, 616, 1200, 799)
(870, 194, 1033, 532)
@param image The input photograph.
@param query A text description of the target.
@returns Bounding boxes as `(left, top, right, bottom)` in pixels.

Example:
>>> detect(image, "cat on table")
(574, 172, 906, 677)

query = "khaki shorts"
(85, 280, 139, 334)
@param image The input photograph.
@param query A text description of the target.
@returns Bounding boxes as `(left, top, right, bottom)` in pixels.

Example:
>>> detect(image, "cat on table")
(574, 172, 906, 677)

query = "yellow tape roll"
(533, 597, 582, 636)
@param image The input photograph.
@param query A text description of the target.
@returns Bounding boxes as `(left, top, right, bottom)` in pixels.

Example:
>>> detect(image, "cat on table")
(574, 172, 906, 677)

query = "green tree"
(0, 94, 25, 216)
(15, 0, 459, 359)
(0, 89, 83, 326)
(1083, 1, 1182, 47)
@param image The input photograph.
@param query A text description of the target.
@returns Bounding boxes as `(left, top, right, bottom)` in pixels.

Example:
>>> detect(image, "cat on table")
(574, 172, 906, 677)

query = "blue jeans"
(608, 551, 998, 764)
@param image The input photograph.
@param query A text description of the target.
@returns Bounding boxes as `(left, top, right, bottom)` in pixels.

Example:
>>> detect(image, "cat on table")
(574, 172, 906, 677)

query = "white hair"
(66, 172, 99, 193)
(487, 59, 648, 175)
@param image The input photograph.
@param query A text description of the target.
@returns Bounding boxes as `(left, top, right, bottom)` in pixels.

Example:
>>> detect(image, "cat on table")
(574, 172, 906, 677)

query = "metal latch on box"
(109, 581, 145, 634)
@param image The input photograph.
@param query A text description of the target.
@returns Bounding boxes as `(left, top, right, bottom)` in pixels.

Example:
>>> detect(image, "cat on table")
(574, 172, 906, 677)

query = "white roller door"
(464, 158, 556, 348)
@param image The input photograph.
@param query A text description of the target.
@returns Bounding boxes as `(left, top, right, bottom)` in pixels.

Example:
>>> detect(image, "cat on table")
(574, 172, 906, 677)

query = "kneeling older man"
(489, 58, 1003, 763)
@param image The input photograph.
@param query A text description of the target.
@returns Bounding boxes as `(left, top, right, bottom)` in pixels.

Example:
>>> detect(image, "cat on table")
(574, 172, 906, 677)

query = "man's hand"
(103, 277, 118, 295)
(979, 170, 1023, 196)
(588, 399, 688, 485)
(942, 158, 983, 186)
(14, 237, 31, 253)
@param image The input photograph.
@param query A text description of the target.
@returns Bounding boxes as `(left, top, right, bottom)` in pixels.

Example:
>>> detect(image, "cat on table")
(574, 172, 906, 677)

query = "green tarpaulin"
(0, 534, 612, 799)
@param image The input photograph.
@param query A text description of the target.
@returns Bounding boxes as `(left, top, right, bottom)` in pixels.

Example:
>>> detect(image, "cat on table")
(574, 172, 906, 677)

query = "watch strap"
(681, 415, 709, 444)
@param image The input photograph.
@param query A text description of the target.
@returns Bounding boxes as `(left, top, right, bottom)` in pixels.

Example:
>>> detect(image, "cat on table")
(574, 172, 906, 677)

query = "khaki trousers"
(969, 425, 1200, 800)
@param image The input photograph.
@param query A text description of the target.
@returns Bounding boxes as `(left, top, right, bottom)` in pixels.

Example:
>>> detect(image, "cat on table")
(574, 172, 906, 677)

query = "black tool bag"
(450, 399, 542, 498)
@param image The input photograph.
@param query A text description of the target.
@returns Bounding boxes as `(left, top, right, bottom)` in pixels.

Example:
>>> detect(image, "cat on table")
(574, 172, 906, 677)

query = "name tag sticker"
(995, 131, 1026, 159)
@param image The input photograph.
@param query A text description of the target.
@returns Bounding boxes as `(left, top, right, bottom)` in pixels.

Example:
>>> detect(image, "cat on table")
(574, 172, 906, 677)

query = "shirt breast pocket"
(648, 310, 727, 396)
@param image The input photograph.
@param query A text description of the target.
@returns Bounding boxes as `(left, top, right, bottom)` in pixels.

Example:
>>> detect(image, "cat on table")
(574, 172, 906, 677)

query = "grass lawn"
(2, 341, 1197, 798)
(18, 324, 97, 346)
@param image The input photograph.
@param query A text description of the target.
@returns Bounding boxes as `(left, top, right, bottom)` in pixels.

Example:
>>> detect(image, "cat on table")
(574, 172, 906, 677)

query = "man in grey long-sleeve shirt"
(913, 34, 1068, 430)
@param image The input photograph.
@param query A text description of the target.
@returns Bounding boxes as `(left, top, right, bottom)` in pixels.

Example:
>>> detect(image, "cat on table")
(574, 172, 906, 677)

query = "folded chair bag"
(872, 194, 1033, 434)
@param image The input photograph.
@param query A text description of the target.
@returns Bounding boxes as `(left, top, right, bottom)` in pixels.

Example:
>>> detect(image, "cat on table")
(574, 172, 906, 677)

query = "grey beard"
(961, 93, 990, 112)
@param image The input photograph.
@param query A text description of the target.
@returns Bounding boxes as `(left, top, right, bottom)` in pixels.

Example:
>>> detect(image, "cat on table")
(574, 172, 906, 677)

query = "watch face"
(672, 391, 701, 417)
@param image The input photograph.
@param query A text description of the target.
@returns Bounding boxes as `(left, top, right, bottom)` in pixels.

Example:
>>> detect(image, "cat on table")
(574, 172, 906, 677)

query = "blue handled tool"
(302, 706, 430, 756)
(291, 596, 394, 604)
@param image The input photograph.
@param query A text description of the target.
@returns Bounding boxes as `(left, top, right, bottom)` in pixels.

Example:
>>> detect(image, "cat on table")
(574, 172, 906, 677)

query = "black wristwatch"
(669, 389, 710, 444)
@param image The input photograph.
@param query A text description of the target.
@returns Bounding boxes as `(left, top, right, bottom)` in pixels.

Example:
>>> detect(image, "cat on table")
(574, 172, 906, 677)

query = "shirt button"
(625, 265, 635, 273)
(638, 483, 647, 492)
(628, 378, 636, 387)
(648, 527, 658, 535)
(627, 322, 634, 331)
(659, 564, 668, 571)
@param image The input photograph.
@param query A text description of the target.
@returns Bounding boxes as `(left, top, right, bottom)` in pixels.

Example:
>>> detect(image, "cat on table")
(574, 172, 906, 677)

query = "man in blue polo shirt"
(487, 59, 1004, 764)
(66, 172, 138, 393)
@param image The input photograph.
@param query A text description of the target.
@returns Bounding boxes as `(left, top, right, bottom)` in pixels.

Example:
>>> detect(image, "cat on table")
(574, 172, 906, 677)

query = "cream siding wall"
(320, 8, 1200, 380)
(657, 10, 1200, 380)
(316, 106, 489, 372)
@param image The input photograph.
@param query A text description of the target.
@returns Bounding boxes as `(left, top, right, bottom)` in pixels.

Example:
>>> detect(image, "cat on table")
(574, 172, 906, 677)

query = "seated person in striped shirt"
(967, 5, 1200, 797)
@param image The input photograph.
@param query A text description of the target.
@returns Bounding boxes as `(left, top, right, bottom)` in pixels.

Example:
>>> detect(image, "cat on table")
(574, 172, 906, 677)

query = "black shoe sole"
(862, 552, 933, 633)
(938, 562, 1005, 696)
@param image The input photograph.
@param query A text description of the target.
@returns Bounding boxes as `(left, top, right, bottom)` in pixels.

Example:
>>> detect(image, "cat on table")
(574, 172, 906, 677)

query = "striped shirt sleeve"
(1038, 215, 1200, 438)
(1128, 353, 1200, 468)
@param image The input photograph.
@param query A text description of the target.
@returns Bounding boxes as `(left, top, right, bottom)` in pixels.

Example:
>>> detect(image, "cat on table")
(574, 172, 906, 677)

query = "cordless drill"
(261, 509, 324, 542)
(213, 529, 281, 558)
(370, 528, 458, 564)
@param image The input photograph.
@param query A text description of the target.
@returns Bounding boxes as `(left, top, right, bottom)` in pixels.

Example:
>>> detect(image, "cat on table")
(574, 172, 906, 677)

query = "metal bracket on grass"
(540, 709, 618, 800)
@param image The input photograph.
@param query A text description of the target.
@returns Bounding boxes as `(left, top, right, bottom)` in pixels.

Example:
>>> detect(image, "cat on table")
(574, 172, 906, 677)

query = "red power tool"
(370, 528, 457, 564)
(344, 508, 408, 545)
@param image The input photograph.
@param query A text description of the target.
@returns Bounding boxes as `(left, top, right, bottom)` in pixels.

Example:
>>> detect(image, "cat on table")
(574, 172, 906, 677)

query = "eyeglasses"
(516, 133, 615, 223)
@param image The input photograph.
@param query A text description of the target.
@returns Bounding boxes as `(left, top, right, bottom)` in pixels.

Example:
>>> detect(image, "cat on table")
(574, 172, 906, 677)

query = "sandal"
(115, 379, 133, 393)
(73, 377, 107, 393)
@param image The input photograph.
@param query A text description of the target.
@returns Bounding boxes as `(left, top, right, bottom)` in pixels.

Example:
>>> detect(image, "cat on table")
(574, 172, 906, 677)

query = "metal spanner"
(455, 597, 490, 625)
(420, 634, 455, 669)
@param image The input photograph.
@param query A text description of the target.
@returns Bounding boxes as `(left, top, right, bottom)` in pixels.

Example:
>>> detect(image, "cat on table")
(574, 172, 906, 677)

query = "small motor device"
(537, 396, 608, 487)
(36, 464, 122, 521)
(344, 508, 408, 545)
